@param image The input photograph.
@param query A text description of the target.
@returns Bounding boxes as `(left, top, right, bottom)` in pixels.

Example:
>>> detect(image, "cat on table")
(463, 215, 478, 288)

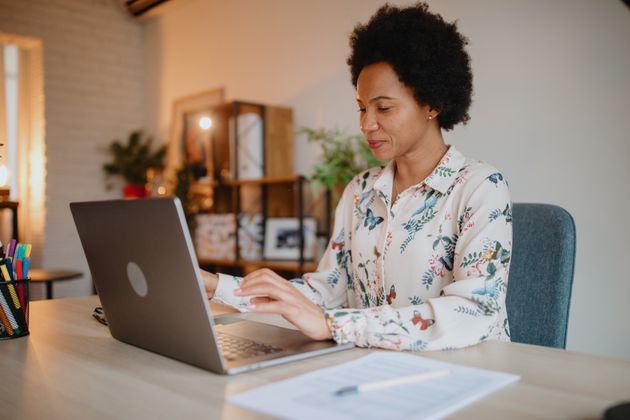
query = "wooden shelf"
(211, 175, 304, 187)
(198, 258, 318, 273)
(189, 177, 304, 198)
(187, 102, 323, 277)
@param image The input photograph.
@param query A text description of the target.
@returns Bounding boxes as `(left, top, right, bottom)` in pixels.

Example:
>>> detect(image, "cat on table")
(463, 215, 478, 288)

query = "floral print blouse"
(214, 145, 513, 351)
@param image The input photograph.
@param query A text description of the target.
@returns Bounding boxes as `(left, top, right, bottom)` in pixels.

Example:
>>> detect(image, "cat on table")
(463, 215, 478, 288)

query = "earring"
(428, 115, 433, 120)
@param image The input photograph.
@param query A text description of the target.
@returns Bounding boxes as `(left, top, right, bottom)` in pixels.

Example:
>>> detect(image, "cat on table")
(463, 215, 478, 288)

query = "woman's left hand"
(235, 268, 332, 341)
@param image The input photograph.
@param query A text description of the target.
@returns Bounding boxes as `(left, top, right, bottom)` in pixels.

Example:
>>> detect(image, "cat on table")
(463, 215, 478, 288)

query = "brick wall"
(0, 0, 145, 298)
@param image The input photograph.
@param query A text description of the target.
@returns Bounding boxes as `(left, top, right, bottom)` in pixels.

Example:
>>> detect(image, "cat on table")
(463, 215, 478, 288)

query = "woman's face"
(356, 62, 434, 161)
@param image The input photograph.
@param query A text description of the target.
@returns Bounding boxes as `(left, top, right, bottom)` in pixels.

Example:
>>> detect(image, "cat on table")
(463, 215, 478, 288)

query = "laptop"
(70, 197, 352, 374)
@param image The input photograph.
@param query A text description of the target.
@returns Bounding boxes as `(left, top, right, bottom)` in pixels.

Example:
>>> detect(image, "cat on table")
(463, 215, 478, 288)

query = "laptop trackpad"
(213, 315, 246, 326)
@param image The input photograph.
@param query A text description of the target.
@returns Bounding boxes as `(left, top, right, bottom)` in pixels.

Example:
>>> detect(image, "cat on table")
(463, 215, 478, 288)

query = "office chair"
(506, 203, 576, 349)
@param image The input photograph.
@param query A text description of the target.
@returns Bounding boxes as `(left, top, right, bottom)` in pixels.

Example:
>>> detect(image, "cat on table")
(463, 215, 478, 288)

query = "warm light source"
(198, 116, 212, 130)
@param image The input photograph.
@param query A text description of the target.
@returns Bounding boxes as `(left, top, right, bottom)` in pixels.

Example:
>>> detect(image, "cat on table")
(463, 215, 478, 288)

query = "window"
(2, 43, 18, 198)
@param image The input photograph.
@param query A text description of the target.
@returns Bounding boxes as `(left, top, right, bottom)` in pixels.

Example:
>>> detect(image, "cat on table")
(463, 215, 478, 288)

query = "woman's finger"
(249, 296, 273, 304)
(242, 269, 287, 288)
(248, 300, 299, 318)
(240, 275, 287, 291)
(239, 273, 293, 295)
(237, 283, 296, 303)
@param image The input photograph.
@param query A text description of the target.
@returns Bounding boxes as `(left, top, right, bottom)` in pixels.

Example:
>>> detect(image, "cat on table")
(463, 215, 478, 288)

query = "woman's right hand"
(201, 270, 219, 300)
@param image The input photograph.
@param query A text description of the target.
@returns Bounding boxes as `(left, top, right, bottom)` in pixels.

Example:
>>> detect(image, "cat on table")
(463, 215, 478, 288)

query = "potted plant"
(102, 130, 166, 198)
(300, 127, 385, 204)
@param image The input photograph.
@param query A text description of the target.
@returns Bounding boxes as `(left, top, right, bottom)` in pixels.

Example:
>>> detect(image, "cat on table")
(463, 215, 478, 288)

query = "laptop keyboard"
(217, 332, 283, 361)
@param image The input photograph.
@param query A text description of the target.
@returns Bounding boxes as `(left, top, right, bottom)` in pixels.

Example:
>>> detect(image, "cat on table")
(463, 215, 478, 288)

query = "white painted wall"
(0, 0, 145, 298)
(144, 0, 630, 360)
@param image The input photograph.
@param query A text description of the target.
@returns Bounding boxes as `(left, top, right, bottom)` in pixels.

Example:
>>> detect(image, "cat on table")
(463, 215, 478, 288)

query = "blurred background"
(0, 0, 628, 361)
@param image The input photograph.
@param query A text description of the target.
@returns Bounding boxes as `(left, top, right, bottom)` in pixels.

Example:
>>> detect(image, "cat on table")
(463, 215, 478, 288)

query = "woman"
(203, 3, 512, 351)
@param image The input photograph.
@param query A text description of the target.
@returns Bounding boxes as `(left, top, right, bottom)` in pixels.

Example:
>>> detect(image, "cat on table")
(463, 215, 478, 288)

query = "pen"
(334, 368, 450, 397)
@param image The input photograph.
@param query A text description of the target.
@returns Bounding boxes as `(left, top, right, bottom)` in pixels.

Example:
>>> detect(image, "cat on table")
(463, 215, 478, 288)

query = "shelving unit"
(190, 101, 330, 277)
(197, 175, 330, 277)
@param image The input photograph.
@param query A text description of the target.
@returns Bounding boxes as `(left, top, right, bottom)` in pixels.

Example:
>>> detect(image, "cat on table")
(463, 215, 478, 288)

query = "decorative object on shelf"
(102, 130, 166, 198)
(195, 213, 236, 260)
(264, 217, 317, 261)
(210, 101, 293, 181)
(229, 112, 263, 179)
(300, 127, 385, 203)
(238, 213, 263, 261)
(166, 88, 225, 188)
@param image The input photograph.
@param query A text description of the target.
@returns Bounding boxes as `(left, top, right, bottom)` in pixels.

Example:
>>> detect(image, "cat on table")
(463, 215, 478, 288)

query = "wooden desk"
(0, 296, 628, 419)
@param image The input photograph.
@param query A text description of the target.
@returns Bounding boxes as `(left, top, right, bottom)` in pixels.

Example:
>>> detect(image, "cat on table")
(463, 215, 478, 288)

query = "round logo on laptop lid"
(126, 261, 148, 297)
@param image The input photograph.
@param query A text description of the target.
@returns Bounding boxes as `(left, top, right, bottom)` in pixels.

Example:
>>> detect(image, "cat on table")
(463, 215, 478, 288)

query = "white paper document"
(227, 351, 520, 420)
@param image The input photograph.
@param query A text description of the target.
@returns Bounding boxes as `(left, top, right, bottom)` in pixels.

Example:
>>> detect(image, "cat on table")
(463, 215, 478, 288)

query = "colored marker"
(15, 245, 25, 309)
(0, 263, 20, 309)
(15, 245, 23, 279)
(21, 244, 32, 317)
(23, 244, 32, 279)
(0, 277, 20, 335)
(0, 304, 13, 336)
(0, 294, 17, 335)
(4, 257, 15, 280)
(7, 239, 16, 262)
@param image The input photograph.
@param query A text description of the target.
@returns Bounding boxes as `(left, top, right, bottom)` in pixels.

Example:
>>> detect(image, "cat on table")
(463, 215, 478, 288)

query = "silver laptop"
(70, 197, 352, 374)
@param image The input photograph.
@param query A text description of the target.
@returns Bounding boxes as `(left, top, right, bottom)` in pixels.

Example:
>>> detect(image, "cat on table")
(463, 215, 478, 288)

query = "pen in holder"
(0, 278, 29, 339)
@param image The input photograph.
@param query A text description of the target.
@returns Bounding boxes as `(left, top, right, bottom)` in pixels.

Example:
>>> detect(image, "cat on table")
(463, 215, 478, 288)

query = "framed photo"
(264, 217, 317, 260)
(165, 88, 225, 185)
(194, 213, 236, 260)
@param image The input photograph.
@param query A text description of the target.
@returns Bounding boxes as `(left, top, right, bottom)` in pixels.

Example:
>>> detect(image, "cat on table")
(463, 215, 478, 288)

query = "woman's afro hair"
(348, 3, 473, 131)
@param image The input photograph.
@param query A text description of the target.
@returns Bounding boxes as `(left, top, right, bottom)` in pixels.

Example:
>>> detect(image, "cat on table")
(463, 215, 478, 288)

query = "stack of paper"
(228, 351, 520, 420)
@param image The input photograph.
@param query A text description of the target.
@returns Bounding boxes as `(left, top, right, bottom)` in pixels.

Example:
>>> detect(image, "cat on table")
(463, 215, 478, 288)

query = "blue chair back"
(507, 203, 576, 348)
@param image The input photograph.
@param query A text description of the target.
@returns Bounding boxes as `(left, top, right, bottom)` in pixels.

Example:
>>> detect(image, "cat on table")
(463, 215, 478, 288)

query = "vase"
(123, 184, 147, 198)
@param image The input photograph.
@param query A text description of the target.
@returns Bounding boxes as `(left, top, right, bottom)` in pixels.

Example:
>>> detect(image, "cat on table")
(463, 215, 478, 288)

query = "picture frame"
(264, 217, 317, 261)
(165, 88, 225, 185)
(194, 213, 236, 261)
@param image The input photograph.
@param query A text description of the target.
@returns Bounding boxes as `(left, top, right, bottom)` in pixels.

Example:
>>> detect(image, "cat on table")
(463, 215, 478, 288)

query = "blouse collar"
(373, 145, 466, 198)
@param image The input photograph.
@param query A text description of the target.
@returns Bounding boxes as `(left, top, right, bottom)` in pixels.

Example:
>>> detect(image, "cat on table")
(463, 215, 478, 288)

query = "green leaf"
(101, 130, 166, 185)
(299, 126, 387, 197)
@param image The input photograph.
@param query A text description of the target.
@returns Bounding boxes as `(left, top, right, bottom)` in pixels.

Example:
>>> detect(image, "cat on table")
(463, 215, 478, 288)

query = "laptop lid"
(70, 198, 226, 373)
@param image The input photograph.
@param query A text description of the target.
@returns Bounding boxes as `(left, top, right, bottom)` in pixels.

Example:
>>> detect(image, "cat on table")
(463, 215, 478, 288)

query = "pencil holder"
(0, 279, 29, 339)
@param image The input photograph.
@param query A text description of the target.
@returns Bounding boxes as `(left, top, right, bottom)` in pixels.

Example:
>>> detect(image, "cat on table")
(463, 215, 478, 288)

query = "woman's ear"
(428, 107, 440, 120)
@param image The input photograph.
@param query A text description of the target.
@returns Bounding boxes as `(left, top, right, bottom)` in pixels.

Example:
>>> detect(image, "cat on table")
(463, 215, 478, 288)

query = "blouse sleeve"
(212, 185, 355, 312)
(324, 175, 513, 351)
